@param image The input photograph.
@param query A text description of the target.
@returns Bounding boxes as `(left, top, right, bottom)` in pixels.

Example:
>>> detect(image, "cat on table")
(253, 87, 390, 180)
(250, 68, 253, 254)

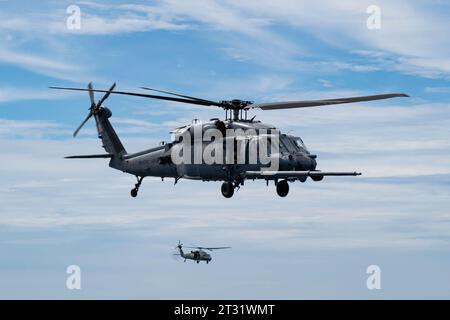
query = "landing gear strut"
(221, 181, 235, 198)
(276, 180, 289, 197)
(130, 176, 144, 198)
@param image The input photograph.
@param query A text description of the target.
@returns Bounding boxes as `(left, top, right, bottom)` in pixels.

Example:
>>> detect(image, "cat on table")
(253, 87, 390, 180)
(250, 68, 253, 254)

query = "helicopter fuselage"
(115, 118, 317, 182)
(184, 249, 211, 262)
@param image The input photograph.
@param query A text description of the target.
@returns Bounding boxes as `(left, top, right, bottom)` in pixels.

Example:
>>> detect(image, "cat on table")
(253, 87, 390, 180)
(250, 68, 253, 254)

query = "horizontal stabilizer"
(64, 154, 113, 159)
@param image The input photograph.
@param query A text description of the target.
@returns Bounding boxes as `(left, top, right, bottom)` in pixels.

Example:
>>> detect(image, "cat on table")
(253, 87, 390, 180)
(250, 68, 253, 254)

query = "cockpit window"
(294, 138, 306, 150)
(280, 136, 298, 152)
(280, 136, 308, 153)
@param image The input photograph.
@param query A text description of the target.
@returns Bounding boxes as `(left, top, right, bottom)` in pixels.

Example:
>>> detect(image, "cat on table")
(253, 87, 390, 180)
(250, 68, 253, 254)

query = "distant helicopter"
(50, 83, 408, 198)
(174, 241, 231, 264)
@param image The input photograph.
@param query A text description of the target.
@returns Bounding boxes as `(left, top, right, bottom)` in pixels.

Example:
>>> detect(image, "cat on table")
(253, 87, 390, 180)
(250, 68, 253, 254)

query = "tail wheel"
(276, 180, 289, 197)
(221, 182, 234, 198)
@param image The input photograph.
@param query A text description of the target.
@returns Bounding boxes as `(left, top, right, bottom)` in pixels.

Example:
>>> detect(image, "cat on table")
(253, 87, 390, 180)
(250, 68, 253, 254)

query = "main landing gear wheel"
(130, 176, 144, 198)
(276, 180, 289, 197)
(221, 182, 235, 198)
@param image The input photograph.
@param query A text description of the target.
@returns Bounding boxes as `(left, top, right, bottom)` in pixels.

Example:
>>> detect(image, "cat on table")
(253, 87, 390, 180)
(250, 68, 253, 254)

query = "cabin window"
(279, 138, 289, 153)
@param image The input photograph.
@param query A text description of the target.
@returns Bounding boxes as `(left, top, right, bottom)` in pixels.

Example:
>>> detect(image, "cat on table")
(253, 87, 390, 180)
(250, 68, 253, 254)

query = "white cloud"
(126, 0, 449, 78)
(2, 1, 448, 79)
(318, 79, 333, 88)
(0, 48, 85, 82)
(0, 16, 30, 31)
(425, 87, 450, 94)
(185, 0, 450, 77)
(0, 87, 69, 103)
(1, 137, 450, 252)
(0, 119, 67, 138)
(0, 2, 188, 35)
(111, 117, 163, 134)
(57, 11, 187, 35)
(123, 0, 300, 67)
(0, 48, 73, 72)
(0, 1, 300, 70)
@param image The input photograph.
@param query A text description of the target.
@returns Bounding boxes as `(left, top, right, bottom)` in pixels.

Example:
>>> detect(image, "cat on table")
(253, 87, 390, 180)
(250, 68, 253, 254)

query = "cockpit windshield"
(279, 135, 296, 152)
(280, 135, 308, 153)
(294, 137, 307, 150)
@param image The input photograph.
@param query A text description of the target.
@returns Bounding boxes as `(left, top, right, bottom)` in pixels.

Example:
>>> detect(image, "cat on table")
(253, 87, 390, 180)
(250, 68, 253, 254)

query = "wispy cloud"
(1, 138, 450, 252)
(2, 1, 449, 79)
(425, 86, 450, 94)
(208, 0, 450, 77)
(0, 119, 67, 138)
(52, 2, 189, 35)
(0, 86, 69, 103)
(0, 49, 82, 81)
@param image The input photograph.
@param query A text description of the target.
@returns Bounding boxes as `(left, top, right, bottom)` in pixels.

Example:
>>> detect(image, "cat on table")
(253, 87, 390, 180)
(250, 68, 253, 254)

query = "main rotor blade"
(141, 87, 218, 104)
(49, 86, 223, 107)
(87, 82, 95, 106)
(96, 82, 116, 108)
(251, 93, 409, 110)
(73, 111, 93, 137)
(185, 246, 231, 251)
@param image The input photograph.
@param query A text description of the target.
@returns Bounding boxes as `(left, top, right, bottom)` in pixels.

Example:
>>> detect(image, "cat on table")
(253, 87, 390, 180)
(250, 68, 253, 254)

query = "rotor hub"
(221, 99, 253, 109)
(220, 100, 254, 121)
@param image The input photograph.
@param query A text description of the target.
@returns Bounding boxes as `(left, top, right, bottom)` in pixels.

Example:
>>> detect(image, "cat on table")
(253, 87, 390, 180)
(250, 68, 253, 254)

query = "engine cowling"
(99, 107, 112, 118)
(215, 120, 227, 136)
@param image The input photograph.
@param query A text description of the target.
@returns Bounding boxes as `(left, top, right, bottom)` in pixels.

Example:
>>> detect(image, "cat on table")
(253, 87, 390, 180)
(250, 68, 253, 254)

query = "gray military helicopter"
(50, 83, 408, 198)
(174, 241, 231, 264)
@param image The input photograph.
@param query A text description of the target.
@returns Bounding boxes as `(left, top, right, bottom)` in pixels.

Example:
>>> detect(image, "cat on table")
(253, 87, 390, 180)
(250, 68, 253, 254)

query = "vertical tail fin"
(94, 108, 126, 157)
(177, 241, 185, 258)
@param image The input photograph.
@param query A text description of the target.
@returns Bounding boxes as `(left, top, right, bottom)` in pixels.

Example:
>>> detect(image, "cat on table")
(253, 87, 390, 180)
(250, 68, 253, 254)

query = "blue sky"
(1, 0, 450, 299)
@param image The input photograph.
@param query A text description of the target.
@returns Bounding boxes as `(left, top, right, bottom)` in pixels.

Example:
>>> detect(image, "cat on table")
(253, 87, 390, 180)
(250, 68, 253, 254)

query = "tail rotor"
(73, 82, 116, 137)
(172, 240, 184, 260)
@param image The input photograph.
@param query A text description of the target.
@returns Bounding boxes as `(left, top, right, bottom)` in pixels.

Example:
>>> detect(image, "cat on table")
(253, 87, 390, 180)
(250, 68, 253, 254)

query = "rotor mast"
(232, 109, 239, 121)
